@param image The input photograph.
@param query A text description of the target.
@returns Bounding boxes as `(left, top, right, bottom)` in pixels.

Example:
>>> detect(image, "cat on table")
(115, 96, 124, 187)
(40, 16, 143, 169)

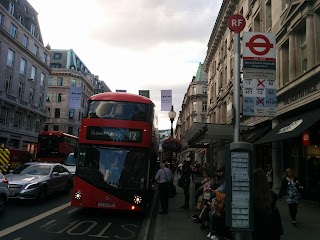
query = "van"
(0, 148, 33, 173)
(62, 153, 77, 175)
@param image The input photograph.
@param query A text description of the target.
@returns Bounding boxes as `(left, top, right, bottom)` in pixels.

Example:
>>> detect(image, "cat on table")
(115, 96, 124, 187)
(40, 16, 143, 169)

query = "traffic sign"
(227, 14, 246, 33)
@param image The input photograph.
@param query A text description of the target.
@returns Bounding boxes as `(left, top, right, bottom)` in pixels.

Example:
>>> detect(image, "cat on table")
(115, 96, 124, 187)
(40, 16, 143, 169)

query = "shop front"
(255, 108, 320, 201)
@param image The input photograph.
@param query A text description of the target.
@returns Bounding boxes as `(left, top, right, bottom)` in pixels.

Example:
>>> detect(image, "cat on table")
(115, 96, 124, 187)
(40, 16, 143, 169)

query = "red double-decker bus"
(71, 92, 159, 212)
(36, 131, 78, 163)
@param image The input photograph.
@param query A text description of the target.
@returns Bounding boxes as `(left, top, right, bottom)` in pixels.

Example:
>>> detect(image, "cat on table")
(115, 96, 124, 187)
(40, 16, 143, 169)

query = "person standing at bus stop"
(155, 162, 173, 214)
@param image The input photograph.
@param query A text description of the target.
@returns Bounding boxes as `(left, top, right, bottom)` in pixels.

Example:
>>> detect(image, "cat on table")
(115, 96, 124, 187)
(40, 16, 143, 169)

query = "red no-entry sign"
(227, 14, 246, 33)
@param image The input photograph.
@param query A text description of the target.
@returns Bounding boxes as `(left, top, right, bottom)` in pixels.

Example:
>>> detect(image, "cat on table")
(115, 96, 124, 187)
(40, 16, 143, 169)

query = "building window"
(26, 115, 32, 130)
(30, 23, 35, 36)
(39, 93, 43, 107)
(35, 120, 40, 132)
(202, 101, 207, 111)
(193, 117, 196, 123)
(20, 58, 26, 75)
(67, 126, 73, 135)
(265, 0, 272, 30)
(0, 107, 9, 125)
(44, 125, 49, 131)
(13, 112, 22, 128)
(55, 108, 61, 118)
(253, 12, 261, 32)
(18, 82, 24, 99)
(201, 117, 206, 123)
(53, 53, 62, 60)
(53, 125, 59, 131)
(192, 102, 197, 112)
(32, 44, 38, 56)
(56, 93, 62, 102)
(22, 34, 28, 48)
(0, 13, 3, 26)
(7, 49, 14, 67)
(40, 73, 45, 87)
(10, 24, 17, 38)
(47, 108, 50, 117)
(46, 93, 52, 102)
(300, 28, 307, 74)
(42, 52, 47, 63)
(69, 109, 74, 119)
(50, 63, 61, 68)
(29, 88, 34, 104)
(48, 77, 53, 85)
(17, 13, 22, 23)
(202, 86, 207, 94)
(70, 79, 77, 86)
(5, 74, 12, 93)
(30, 66, 36, 80)
(57, 77, 63, 85)
(9, 1, 15, 16)
(192, 86, 196, 95)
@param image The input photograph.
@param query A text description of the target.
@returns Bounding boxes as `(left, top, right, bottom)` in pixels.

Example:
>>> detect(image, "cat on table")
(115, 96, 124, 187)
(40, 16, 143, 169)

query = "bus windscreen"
(76, 146, 148, 190)
(87, 101, 150, 122)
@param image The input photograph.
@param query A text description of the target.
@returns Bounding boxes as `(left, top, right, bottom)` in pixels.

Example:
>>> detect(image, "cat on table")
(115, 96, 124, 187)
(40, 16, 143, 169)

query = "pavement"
(149, 174, 320, 240)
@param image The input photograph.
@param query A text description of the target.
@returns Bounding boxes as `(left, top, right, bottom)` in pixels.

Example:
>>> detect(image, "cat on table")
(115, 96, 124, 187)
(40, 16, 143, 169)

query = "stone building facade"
(46, 49, 111, 136)
(176, 62, 208, 164)
(0, 0, 50, 156)
(182, 0, 320, 201)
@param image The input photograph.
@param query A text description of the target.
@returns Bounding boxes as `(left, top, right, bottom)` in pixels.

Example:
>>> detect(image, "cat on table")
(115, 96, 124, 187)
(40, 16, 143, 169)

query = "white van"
(63, 153, 77, 176)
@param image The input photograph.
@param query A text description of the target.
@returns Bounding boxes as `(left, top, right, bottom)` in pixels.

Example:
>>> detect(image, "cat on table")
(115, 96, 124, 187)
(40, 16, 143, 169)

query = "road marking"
(67, 208, 79, 214)
(40, 220, 56, 229)
(0, 202, 70, 238)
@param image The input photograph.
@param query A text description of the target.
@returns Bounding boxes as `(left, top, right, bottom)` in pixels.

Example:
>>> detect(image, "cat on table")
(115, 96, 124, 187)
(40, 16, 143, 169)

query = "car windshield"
(12, 164, 52, 176)
(64, 154, 76, 166)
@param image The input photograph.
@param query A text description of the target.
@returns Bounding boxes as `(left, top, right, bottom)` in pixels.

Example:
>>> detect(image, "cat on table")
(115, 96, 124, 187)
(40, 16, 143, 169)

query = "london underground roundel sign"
(227, 14, 246, 33)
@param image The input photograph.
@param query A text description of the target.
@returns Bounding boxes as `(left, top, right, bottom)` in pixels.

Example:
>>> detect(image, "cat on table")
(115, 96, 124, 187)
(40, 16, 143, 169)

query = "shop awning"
(254, 108, 320, 144)
(181, 123, 252, 148)
(242, 126, 271, 143)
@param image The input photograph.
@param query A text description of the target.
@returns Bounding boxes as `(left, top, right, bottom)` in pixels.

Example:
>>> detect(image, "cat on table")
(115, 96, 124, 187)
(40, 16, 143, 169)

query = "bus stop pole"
(233, 29, 242, 240)
(233, 32, 240, 143)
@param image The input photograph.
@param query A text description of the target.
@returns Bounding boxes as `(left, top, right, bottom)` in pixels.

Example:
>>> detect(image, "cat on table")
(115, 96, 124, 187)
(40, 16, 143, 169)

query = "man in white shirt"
(155, 162, 173, 214)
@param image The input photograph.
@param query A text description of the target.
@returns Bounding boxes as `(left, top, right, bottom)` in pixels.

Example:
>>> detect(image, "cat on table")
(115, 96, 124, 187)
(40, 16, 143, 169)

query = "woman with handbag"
(279, 168, 302, 225)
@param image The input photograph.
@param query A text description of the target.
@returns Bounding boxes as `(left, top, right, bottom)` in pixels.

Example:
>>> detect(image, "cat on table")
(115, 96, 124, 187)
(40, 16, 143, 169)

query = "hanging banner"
(69, 86, 82, 109)
(139, 90, 150, 98)
(161, 90, 172, 111)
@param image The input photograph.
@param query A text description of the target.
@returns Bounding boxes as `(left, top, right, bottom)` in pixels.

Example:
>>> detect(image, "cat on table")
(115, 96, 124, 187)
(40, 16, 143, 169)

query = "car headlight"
(24, 182, 40, 189)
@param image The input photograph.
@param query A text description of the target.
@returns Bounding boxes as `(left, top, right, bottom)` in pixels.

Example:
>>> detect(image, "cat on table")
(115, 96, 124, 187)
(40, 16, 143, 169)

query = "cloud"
(28, 0, 223, 129)
(88, 0, 221, 49)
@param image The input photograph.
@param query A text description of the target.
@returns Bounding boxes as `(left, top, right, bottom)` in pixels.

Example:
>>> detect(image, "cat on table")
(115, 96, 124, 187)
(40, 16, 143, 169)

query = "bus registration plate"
(97, 202, 115, 208)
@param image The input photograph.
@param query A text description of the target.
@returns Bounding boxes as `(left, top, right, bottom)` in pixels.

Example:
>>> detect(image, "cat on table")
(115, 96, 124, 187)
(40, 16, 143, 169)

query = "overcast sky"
(28, 0, 222, 130)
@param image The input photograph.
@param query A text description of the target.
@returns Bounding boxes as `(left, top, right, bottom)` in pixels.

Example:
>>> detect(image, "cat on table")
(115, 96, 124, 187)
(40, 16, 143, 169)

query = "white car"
(0, 172, 9, 213)
(63, 153, 77, 175)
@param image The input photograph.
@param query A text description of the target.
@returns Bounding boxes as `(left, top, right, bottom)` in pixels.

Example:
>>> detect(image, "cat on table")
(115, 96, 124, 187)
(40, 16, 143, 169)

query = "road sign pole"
(233, 32, 240, 142)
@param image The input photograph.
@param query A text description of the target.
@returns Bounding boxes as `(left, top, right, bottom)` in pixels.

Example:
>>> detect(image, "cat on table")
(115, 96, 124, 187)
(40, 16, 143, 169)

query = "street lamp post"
(168, 105, 176, 171)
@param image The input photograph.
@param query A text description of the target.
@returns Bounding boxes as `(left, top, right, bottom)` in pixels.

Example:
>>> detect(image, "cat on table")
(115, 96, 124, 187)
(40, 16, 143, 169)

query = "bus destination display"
(86, 126, 142, 143)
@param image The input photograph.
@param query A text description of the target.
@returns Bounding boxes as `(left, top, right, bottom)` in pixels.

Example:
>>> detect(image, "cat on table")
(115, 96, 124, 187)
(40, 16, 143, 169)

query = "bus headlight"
(133, 195, 142, 204)
(74, 191, 82, 200)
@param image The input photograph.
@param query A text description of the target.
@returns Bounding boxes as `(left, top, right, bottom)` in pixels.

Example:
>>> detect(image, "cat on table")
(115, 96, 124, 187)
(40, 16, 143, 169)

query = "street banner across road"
(242, 32, 277, 117)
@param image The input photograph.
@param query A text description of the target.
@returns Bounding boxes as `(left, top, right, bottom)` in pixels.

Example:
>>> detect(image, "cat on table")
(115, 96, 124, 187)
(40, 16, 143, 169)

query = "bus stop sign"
(227, 14, 246, 33)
